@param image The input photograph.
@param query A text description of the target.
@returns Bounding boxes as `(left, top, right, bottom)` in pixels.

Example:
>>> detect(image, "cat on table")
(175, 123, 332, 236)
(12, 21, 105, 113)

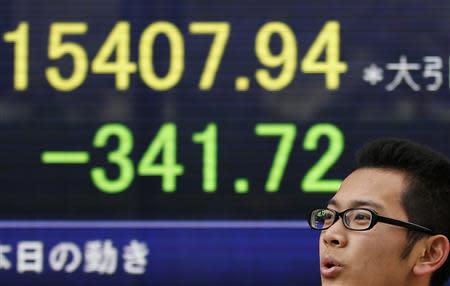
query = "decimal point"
(235, 76, 250, 91)
(234, 178, 249, 194)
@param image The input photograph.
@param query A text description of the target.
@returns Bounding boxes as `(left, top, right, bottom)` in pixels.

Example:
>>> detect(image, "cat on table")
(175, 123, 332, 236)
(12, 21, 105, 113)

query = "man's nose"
(321, 218, 348, 248)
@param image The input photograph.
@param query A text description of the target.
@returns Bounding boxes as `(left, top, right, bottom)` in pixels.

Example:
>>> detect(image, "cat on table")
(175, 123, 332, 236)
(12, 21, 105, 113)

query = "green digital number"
(137, 123, 184, 192)
(192, 123, 218, 193)
(91, 123, 134, 194)
(302, 123, 344, 192)
(255, 123, 297, 192)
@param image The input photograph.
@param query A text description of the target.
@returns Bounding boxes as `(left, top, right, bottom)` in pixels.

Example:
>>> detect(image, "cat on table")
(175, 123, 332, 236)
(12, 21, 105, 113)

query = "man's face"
(320, 168, 417, 286)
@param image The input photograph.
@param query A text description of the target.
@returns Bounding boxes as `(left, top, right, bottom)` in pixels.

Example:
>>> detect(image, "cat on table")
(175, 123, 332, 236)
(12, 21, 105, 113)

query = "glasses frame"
(308, 207, 435, 235)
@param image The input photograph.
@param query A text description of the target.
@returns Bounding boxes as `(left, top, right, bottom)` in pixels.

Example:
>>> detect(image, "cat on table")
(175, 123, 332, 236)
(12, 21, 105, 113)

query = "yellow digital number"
(255, 22, 297, 91)
(3, 22, 29, 91)
(301, 21, 347, 90)
(91, 21, 136, 90)
(46, 22, 88, 92)
(189, 22, 230, 90)
(139, 21, 184, 91)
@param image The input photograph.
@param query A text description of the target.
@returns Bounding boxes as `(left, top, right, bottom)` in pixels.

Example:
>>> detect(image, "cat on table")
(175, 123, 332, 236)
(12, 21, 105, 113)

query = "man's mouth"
(320, 257, 344, 278)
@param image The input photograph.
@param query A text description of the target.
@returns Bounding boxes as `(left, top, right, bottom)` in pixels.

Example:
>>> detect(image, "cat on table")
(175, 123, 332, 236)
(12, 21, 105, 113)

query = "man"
(308, 138, 450, 286)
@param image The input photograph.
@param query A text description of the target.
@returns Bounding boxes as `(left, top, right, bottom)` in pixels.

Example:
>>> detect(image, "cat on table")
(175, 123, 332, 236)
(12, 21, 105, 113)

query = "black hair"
(356, 138, 450, 286)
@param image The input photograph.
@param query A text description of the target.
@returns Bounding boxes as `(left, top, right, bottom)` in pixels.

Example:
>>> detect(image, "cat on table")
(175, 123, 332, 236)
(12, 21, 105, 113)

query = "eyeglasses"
(308, 208, 435, 235)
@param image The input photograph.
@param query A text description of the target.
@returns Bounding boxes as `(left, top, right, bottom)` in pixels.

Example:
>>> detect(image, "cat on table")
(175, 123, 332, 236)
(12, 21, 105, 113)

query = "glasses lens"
(344, 209, 372, 230)
(310, 209, 335, 230)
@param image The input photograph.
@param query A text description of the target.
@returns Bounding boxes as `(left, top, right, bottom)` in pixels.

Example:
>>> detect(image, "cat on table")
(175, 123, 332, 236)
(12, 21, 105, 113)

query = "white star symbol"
(363, 63, 384, 86)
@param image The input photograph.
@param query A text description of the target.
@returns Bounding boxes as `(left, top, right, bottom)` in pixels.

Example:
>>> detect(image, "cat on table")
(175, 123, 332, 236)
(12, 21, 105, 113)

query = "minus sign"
(41, 151, 90, 164)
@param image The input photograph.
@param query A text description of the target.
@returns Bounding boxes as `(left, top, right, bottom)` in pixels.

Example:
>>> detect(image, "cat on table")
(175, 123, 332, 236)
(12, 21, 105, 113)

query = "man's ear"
(413, 235, 450, 276)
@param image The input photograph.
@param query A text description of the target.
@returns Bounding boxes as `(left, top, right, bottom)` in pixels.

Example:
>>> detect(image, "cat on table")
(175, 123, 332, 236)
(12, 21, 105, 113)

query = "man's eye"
(354, 213, 370, 220)
(317, 212, 333, 224)
(323, 213, 332, 218)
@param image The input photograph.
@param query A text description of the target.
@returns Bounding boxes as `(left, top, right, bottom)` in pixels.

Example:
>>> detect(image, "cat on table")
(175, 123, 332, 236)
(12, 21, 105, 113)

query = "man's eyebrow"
(349, 199, 385, 210)
(326, 199, 385, 210)
(327, 198, 339, 207)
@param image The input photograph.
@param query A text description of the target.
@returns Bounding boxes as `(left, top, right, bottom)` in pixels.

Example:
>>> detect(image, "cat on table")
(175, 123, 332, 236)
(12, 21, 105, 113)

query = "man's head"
(314, 138, 450, 286)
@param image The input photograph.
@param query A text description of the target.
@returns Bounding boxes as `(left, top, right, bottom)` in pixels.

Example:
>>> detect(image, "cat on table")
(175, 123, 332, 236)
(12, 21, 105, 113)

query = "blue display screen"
(0, 221, 320, 285)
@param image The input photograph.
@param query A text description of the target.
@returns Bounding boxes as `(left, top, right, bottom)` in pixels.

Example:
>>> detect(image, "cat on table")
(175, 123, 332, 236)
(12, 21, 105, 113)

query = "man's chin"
(321, 277, 346, 286)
